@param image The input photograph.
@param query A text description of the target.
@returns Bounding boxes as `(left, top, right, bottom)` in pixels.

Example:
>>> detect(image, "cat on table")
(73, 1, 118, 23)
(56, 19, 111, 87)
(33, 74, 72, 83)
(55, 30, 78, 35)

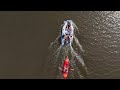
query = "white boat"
(61, 20, 75, 46)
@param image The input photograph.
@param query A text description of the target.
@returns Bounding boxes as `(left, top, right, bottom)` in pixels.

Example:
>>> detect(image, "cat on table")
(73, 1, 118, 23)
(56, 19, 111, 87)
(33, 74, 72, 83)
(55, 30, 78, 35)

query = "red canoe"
(62, 56, 70, 79)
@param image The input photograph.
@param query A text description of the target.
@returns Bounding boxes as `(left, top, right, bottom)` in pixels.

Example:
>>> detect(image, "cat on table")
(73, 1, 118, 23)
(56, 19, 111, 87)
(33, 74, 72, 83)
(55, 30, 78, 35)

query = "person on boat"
(63, 22, 73, 45)
(61, 20, 74, 46)
(58, 56, 74, 79)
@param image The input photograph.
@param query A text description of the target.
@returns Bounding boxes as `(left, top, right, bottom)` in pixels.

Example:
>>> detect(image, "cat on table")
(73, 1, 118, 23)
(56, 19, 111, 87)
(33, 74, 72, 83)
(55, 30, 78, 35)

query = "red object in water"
(62, 56, 70, 79)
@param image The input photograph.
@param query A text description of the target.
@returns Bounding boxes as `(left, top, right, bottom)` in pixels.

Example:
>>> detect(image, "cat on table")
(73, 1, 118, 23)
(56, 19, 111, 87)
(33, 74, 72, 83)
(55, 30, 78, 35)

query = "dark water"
(0, 11, 120, 79)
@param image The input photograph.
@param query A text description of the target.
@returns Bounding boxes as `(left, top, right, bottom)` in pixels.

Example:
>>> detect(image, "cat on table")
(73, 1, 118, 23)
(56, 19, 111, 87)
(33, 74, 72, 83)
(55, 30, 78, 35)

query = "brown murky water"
(0, 11, 120, 79)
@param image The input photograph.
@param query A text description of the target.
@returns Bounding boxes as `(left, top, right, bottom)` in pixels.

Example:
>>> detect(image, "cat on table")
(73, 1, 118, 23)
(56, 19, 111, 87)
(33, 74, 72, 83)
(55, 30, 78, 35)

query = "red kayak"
(62, 56, 70, 79)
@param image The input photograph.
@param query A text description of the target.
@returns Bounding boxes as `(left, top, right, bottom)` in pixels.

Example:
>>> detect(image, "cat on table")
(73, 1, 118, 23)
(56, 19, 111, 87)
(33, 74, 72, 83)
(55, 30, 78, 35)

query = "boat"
(60, 20, 74, 46)
(62, 56, 70, 79)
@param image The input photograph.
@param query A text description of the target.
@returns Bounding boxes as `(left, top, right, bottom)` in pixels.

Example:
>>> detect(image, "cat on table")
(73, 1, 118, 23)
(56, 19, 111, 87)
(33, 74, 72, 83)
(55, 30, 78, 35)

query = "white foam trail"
(70, 46, 84, 66)
(70, 46, 74, 56)
(75, 53, 85, 66)
(69, 46, 86, 79)
(54, 46, 62, 64)
(48, 35, 60, 50)
(70, 45, 88, 75)
(69, 57, 84, 79)
(74, 35, 84, 52)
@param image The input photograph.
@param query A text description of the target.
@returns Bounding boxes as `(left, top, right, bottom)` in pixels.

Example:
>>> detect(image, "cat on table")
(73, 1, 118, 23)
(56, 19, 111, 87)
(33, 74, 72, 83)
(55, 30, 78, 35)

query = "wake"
(47, 20, 87, 79)
(48, 34, 88, 79)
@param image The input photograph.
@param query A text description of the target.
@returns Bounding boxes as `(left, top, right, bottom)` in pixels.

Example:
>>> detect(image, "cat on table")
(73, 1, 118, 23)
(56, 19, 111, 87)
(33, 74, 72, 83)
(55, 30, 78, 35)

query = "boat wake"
(47, 21, 87, 79)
